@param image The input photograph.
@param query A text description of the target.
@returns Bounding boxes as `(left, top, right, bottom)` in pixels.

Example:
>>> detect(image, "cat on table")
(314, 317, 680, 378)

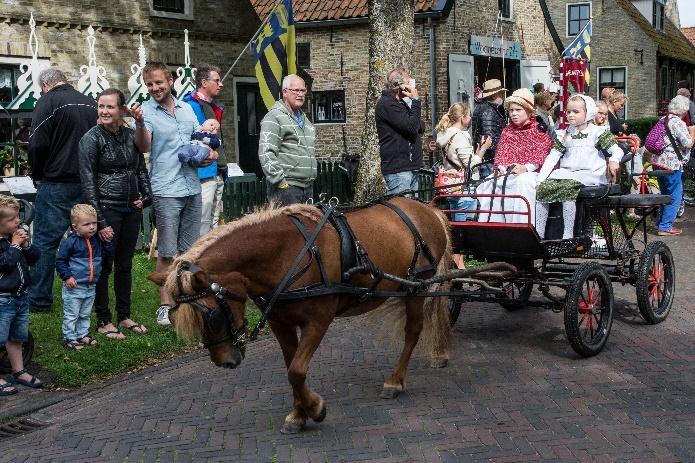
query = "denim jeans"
(448, 196, 478, 222)
(0, 295, 28, 345)
(95, 207, 142, 325)
(62, 283, 96, 341)
(152, 194, 202, 258)
(384, 171, 419, 196)
(267, 181, 314, 206)
(28, 182, 83, 310)
(657, 169, 683, 231)
(200, 176, 224, 236)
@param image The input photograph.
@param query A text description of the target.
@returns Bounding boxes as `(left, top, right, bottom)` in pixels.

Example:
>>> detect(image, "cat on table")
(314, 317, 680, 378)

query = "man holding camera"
(375, 68, 424, 195)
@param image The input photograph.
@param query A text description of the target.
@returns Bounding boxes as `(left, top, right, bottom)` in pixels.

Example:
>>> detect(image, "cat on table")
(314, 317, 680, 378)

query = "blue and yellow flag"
(563, 19, 592, 84)
(252, 0, 297, 110)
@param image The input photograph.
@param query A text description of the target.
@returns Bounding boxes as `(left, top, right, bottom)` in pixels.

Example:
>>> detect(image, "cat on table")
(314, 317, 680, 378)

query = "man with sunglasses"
(258, 74, 316, 205)
(182, 63, 228, 235)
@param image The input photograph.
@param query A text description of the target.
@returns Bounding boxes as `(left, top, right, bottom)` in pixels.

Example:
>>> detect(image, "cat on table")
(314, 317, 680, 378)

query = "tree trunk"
(353, 0, 415, 204)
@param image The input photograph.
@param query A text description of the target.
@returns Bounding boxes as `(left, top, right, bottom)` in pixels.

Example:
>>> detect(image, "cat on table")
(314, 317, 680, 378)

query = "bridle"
(172, 262, 248, 350)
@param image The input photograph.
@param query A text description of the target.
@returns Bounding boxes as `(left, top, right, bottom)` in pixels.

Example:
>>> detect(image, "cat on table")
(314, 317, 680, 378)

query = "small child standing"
(0, 195, 41, 395)
(178, 118, 221, 167)
(56, 204, 112, 351)
(535, 94, 623, 239)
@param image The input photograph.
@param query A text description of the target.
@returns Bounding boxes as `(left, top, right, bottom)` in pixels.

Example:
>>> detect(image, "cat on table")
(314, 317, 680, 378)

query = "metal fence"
(136, 161, 434, 250)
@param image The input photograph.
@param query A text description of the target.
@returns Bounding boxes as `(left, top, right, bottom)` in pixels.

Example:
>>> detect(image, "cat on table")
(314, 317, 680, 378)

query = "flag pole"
(221, 9, 274, 83)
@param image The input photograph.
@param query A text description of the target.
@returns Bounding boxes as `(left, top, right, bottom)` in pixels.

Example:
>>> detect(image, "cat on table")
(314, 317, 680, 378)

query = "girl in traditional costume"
(535, 94, 623, 239)
(476, 88, 553, 226)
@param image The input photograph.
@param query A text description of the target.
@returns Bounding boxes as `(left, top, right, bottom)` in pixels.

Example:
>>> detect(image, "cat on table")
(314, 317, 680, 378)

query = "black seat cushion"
(577, 184, 622, 199)
(599, 194, 672, 207)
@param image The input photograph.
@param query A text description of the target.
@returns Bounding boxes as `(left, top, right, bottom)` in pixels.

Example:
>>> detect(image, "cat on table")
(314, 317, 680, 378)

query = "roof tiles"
(251, 0, 439, 22)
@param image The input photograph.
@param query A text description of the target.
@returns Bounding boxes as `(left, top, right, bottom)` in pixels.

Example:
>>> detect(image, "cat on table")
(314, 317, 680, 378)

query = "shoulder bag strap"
(664, 116, 685, 161)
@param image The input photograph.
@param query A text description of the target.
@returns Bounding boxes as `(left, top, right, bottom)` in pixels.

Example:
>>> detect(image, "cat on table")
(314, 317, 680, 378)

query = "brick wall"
(0, 0, 258, 159)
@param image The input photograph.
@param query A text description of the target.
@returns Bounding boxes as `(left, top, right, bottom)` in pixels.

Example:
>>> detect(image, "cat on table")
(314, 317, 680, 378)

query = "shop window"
(153, 0, 184, 13)
(653, 0, 665, 32)
(312, 90, 346, 124)
(151, 0, 192, 19)
(567, 3, 591, 36)
(297, 43, 311, 69)
(599, 67, 627, 118)
(498, 0, 512, 19)
(0, 65, 20, 107)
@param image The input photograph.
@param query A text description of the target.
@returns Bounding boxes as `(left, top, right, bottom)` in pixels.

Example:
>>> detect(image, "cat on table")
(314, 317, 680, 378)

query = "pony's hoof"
(281, 418, 305, 434)
(429, 357, 448, 368)
(380, 386, 402, 399)
(311, 400, 327, 423)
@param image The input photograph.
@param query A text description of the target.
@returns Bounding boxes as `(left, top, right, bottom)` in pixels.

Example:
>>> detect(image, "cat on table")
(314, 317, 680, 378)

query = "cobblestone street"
(1, 216, 695, 462)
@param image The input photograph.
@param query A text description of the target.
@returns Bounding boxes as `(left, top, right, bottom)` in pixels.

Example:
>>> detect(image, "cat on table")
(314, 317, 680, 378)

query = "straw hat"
(481, 79, 508, 98)
(503, 88, 536, 113)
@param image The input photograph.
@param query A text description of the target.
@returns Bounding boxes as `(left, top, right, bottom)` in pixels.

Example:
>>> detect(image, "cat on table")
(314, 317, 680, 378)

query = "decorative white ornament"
(7, 12, 48, 110)
(126, 34, 149, 105)
(173, 29, 196, 98)
(77, 26, 109, 100)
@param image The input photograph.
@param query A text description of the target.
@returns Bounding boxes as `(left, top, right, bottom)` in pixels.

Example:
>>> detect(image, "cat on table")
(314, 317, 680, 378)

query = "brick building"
(249, 0, 555, 168)
(0, 0, 260, 162)
(542, 0, 695, 118)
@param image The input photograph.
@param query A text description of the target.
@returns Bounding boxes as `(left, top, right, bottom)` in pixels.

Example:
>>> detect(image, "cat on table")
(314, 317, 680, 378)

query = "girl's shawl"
(493, 118, 552, 169)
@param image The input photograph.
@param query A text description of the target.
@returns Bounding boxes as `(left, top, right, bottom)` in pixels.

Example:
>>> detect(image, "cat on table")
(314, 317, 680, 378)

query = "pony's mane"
(166, 202, 323, 339)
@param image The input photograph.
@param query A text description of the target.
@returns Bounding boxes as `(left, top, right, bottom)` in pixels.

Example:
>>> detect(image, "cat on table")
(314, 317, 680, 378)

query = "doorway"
(474, 57, 520, 92)
(235, 81, 267, 177)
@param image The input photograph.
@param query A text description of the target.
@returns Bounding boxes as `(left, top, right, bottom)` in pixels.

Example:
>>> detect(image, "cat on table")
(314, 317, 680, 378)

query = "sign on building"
(469, 35, 521, 61)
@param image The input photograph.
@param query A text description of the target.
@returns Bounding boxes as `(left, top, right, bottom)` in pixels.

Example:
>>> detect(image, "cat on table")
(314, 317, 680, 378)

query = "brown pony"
(149, 197, 452, 434)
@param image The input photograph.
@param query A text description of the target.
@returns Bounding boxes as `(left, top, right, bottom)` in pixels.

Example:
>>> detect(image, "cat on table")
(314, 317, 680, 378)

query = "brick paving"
(2, 216, 695, 462)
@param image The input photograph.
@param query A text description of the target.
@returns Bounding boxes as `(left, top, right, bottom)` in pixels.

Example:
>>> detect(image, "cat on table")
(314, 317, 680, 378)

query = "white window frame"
(566, 2, 592, 38)
(653, 0, 665, 32)
(150, 0, 194, 21)
(498, 0, 513, 21)
(597, 66, 628, 119)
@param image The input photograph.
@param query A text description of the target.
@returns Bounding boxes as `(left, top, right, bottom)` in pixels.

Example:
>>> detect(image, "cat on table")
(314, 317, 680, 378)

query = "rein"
(172, 262, 248, 349)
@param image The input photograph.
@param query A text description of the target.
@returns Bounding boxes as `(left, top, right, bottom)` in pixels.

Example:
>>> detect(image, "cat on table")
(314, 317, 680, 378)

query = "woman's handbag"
(434, 167, 467, 194)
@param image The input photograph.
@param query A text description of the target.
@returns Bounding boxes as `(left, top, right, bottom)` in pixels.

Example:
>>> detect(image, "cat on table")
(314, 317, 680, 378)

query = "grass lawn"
(28, 253, 261, 388)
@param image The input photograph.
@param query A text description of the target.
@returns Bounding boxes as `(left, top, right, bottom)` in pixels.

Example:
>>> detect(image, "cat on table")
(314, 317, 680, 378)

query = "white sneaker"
(156, 305, 171, 326)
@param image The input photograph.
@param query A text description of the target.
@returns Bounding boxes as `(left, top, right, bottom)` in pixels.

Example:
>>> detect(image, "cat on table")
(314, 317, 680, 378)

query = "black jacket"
(0, 238, 40, 296)
(607, 111, 624, 135)
(78, 125, 153, 229)
(471, 100, 507, 159)
(375, 91, 424, 175)
(28, 84, 97, 182)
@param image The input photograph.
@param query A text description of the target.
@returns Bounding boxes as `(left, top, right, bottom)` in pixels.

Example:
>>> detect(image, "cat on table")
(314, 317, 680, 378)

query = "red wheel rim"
(578, 278, 604, 342)
(647, 254, 665, 310)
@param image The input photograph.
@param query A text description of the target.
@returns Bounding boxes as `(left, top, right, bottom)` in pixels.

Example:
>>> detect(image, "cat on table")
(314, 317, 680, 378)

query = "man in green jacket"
(258, 74, 317, 205)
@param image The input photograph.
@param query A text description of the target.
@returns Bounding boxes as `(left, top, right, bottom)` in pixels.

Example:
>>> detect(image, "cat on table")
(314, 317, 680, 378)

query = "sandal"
(118, 322, 147, 334)
(79, 335, 98, 346)
(0, 380, 18, 396)
(11, 368, 43, 388)
(64, 339, 84, 351)
(97, 324, 125, 340)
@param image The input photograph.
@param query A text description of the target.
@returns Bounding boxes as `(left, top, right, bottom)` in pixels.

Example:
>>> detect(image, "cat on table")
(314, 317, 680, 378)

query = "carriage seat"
(596, 193, 671, 208)
(577, 184, 622, 199)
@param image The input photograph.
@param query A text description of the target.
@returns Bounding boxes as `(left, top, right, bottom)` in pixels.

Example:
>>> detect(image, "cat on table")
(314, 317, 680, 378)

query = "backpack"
(644, 117, 668, 155)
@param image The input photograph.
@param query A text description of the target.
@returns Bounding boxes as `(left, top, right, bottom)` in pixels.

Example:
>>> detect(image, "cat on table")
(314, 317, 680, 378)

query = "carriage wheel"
(636, 241, 675, 324)
(564, 263, 614, 357)
(500, 282, 533, 311)
(0, 331, 34, 373)
(448, 282, 462, 326)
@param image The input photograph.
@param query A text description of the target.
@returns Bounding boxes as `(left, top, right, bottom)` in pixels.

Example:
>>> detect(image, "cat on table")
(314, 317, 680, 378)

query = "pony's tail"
(420, 242, 452, 368)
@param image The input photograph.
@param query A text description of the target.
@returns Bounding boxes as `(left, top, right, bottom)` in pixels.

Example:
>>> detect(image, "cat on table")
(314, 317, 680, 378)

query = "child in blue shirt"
(0, 195, 41, 395)
(56, 204, 112, 350)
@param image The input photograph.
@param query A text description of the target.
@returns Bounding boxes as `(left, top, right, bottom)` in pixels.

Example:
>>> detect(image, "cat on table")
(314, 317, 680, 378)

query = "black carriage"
(437, 155, 675, 357)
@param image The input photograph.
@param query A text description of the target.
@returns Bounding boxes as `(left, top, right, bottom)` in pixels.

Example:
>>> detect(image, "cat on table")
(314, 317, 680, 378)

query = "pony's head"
(149, 262, 249, 369)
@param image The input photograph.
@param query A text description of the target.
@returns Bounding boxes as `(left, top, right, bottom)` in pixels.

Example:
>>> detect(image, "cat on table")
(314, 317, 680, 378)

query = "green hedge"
(624, 117, 660, 141)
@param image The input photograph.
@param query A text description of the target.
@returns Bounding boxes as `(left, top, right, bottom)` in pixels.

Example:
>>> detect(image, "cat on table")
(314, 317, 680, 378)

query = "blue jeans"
(657, 169, 683, 231)
(29, 182, 83, 310)
(448, 196, 478, 222)
(384, 171, 419, 196)
(0, 295, 28, 345)
(62, 283, 96, 341)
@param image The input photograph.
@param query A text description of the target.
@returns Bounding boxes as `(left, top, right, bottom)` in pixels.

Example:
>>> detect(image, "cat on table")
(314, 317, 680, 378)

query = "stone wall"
(0, 0, 259, 159)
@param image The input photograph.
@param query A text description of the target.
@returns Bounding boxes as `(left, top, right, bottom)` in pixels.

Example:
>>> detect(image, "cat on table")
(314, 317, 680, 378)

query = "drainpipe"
(428, 16, 437, 153)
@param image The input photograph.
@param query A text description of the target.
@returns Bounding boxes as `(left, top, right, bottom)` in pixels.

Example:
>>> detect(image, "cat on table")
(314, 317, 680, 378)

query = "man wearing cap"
(472, 79, 507, 177)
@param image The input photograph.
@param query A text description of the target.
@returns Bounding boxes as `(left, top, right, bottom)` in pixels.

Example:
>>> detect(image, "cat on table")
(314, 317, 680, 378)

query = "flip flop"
(12, 368, 43, 388)
(119, 323, 147, 334)
(63, 339, 84, 352)
(0, 381, 18, 396)
(79, 335, 98, 346)
(97, 329, 125, 340)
